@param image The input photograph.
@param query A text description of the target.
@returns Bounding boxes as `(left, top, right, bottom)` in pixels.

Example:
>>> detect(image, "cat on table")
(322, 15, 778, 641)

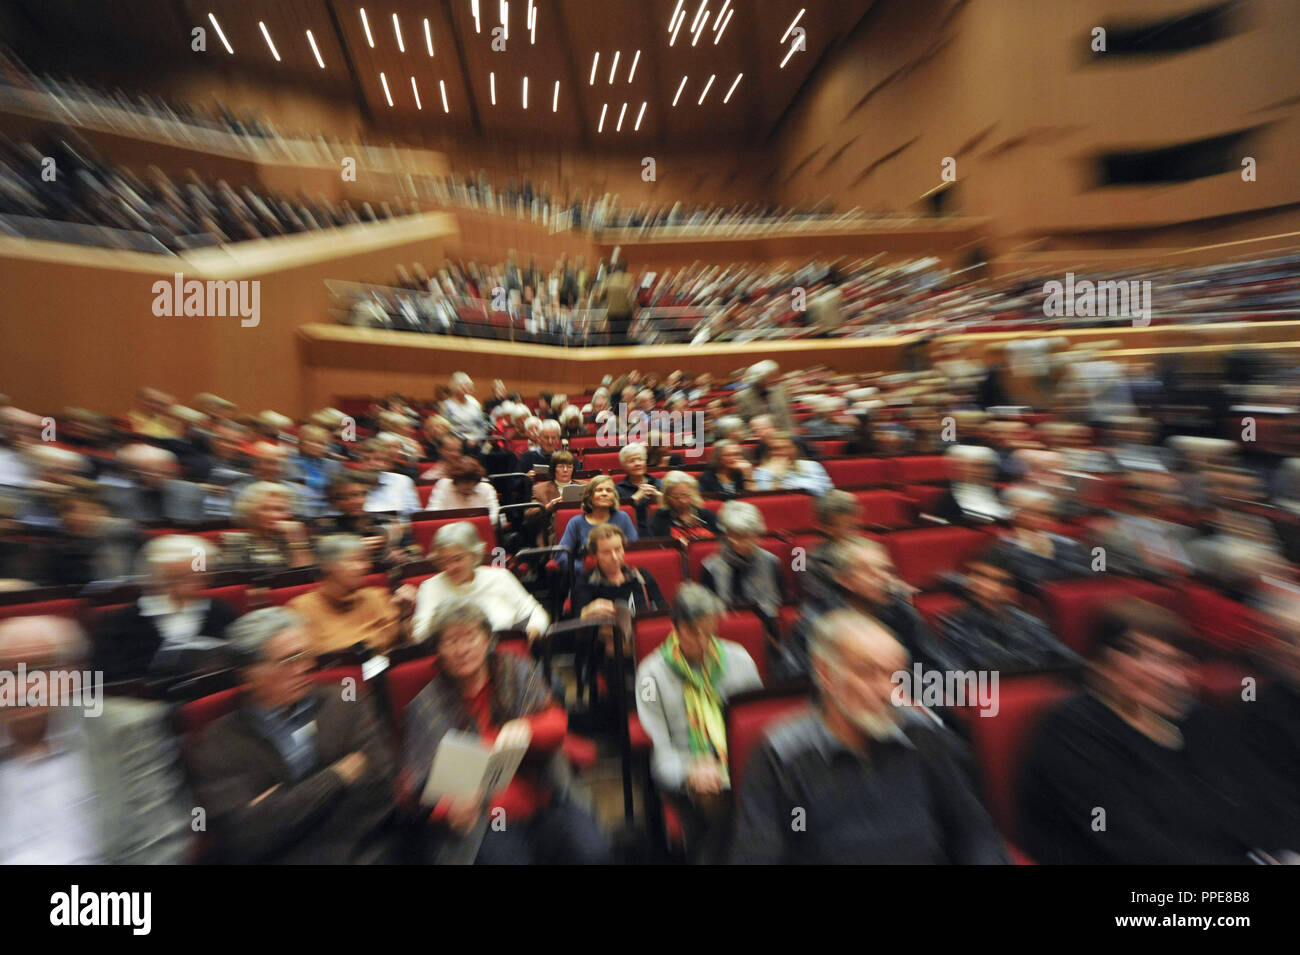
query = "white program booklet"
(420, 729, 529, 805)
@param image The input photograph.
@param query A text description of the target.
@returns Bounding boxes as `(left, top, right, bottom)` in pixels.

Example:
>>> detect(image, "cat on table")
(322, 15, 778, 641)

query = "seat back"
(894, 455, 949, 485)
(747, 493, 817, 534)
(884, 527, 991, 591)
(634, 609, 770, 683)
(1039, 578, 1178, 655)
(411, 508, 495, 555)
(624, 546, 686, 605)
(725, 688, 812, 796)
(822, 457, 892, 489)
(852, 489, 916, 529)
(952, 674, 1077, 840)
(386, 656, 442, 734)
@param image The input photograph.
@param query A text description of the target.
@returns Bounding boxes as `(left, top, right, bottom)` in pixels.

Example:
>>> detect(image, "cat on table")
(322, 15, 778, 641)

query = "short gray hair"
(809, 607, 906, 673)
(423, 598, 492, 647)
(540, 419, 562, 435)
(618, 442, 647, 465)
(140, 534, 219, 578)
(317, 534, 367, 569)
(433, 521, 486, 560)
(233, 481, 291, 525)
(225, 607, 304, 668)
(669, 583, 725, 630)
(718, 500, 765, 536)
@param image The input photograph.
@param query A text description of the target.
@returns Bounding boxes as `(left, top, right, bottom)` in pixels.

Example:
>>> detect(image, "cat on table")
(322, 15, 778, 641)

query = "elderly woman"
(527, 450, 585, 545)
(634, 584, 762, 862)
(933, 444, 1011, 524)
(701, 501, 782, 622)
(752, 431, 832, 496)
(572, 523, 667, 619)
(92, 535, 239, 682)
(615, 442, 662, 536)
(287, 535, 414, 653)
(222, 481, 316, 569)
(440, 371, 488, 444)
(418, 434, 468, 482)
(556, 475, 638, 569)
(428, 459, 500, 523)
(412, 522, 549, 642)
(697, 440, 755, 499)
(404, 599, 610, 864)
(649, 471, 718, 542)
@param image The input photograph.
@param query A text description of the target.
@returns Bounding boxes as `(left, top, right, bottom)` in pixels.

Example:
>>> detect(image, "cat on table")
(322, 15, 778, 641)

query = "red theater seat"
(952, 674, 1077, 841)
(725, 688, 812, 796)
(885, 527, 991, 591)
(823, 458, 893, 489)
(1039, 578, 1179, 656)
(411, 508, 495, 555)
(853, 489, 916, 529)
(0, 597, 83, 622)
(624, 546, 686, 605)
(893, 456, 949, 486)
(179, 668, 363, 742)
(1176, 583, 1267, 652)
(747, 493, 817, 534)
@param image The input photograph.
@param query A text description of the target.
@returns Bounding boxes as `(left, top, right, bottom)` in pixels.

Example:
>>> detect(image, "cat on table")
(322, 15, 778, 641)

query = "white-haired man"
(730, 609, 1006, 864)
(0, 615, 194, 863)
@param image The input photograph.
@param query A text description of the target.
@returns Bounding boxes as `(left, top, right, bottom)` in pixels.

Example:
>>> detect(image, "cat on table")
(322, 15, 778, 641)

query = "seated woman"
(412, 522, 549, 642)
(700, 500, 782, 623)
(649, 471, 719, 542)
(555, 475, 638, 570)
(572, 523, 666, 619)
(221, 481, 316, 570)
(752, 431, 832, 496)
(428, 459, 500, 524)
(403, 599, 611, 864)
(312, 473, 420, 566)
(418, 433, 468, 483)
(634, 584, 762, 863)
(526, 450, 585, 545)
(92, 535, 238, 682)
(614, 442, 662, 537)
(696, 440, 755, 499)
(288, 535, 415, 653)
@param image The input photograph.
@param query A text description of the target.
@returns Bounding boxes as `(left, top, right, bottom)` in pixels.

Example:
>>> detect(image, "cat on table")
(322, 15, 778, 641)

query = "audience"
(412, 522, 548, 643)
(403, 600, 610, 864)
(287, 535, 413, 653)
(635, 585, 762, 863)
(0, 615, 195, 863)
(92, 535, 237, 682)
(730, 608, 1008, 864)
(572, 524, 666, 618)
(188, 608, 400, 863)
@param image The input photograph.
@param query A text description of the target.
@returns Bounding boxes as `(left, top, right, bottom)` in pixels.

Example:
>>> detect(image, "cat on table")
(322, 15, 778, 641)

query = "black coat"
(92, 598, 240, 683)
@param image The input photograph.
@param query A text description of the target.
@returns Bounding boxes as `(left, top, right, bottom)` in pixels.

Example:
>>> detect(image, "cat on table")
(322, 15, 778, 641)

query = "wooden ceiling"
(6, 0, 874, 145)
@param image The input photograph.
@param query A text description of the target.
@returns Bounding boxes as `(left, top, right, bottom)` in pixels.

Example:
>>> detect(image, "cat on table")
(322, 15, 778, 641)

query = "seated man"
(730, 609, 1007, 864)
(931, 444, 1010, 525)
(0, 615, 193, 863)
(288, 535, 414, 654)
(1017, 599, 1271, 864)
(312, 472, 419, 567)
(636, 584, 762, 862)
(935, 554, 1080, 673)
(992, 486, 1090, 589)
(188, 608, 399, 863)
(783, 536, 935, 679)
(404, 599, 611, 864)
(93, 535, 239, 682)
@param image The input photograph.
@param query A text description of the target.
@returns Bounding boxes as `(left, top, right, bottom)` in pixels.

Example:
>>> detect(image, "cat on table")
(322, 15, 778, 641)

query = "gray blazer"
(85, 698, 196, 864)
(635, 639, 763, 794)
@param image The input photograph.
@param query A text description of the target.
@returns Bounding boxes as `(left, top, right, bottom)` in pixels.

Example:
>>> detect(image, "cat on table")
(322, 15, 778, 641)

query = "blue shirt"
(556, 510, 638, 569)
(248, 694, 321, 783)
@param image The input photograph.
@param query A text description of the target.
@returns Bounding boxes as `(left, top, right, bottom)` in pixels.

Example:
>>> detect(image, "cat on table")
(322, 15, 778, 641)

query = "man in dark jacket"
(188, 607, 400, 864)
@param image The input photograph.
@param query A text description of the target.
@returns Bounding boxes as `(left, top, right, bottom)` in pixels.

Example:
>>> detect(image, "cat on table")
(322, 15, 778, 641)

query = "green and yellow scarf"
(660, 630, 730, 779)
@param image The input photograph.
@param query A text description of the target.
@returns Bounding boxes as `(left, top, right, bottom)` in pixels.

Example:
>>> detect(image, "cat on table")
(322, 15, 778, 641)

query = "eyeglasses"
(267, 650, 312, 669)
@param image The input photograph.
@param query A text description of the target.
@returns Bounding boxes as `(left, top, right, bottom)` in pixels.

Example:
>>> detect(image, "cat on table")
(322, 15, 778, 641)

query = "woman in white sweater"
(412, 522, 548, 642)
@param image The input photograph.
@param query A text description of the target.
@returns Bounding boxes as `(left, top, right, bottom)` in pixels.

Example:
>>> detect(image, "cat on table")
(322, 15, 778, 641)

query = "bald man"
(0, 616, 193, 864)
(730, 609, 1006, 864)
